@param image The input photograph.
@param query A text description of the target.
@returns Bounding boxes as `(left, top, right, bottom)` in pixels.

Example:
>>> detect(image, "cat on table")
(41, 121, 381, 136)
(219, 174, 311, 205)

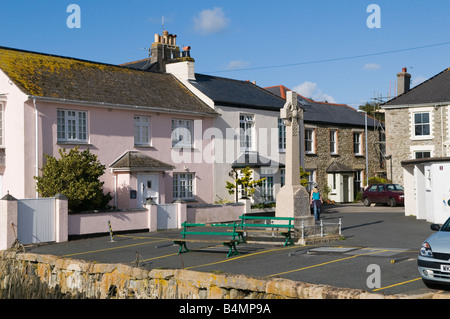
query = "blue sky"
(1, 0, 450, 108)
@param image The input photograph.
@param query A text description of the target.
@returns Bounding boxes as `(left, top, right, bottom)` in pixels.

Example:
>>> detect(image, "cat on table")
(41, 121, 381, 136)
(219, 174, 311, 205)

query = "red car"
(362, 183, 404, 207)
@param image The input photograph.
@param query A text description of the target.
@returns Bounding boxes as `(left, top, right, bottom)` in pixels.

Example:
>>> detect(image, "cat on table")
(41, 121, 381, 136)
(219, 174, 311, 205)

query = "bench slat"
(175, 222, 240, 257)
(181, 231, 238, 237)
(239, 216, 294, 221)
(239, 224, 291, 228)
(238, 215, 295, 246)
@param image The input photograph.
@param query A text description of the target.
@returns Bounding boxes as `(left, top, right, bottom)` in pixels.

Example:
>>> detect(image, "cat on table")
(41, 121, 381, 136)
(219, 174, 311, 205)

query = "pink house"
(0, 47, 217, 209)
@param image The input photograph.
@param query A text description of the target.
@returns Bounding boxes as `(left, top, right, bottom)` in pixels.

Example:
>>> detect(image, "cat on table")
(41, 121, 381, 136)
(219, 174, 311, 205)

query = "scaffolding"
(368, 94, 390, 180)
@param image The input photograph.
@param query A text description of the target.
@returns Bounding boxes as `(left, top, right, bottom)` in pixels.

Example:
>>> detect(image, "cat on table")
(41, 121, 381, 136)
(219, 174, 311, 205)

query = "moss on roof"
(0, 47, 216, 115)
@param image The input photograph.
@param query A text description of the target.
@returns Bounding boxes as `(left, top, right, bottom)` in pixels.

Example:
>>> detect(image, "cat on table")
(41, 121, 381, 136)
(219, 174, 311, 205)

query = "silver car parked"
(418, 217, 450, 287)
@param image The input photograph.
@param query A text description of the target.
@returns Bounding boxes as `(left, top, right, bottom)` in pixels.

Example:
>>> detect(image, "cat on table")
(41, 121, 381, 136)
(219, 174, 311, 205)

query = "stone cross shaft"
(280, 90, 301, 186)
(276, 90, 313, 226)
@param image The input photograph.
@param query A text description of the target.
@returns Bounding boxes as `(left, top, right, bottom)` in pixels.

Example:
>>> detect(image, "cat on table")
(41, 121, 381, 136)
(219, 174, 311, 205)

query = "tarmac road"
(27, 202, 450, 297)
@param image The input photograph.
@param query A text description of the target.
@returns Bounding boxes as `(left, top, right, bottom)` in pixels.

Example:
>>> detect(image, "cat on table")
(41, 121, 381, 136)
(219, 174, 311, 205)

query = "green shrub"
(368, 176, 388, 185)
(34, 147, 112, 212)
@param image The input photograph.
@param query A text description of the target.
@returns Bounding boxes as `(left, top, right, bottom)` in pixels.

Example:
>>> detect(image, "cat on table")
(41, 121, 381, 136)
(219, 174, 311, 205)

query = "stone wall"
(1, 250, 448, 299)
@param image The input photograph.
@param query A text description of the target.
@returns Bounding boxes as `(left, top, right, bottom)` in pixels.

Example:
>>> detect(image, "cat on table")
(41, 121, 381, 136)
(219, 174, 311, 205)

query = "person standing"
(310, 184, 322, 221)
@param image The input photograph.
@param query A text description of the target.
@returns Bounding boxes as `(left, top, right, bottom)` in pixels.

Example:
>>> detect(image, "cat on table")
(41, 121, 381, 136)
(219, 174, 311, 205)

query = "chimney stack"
(150, 30, 195, 80)
(150, 31, 181, 72)
(397, 67, 411, 96)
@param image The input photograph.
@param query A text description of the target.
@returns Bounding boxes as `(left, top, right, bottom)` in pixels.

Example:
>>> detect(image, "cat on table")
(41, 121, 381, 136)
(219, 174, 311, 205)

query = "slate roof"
(120, 58, 159, 72)
(383, 68, 450, 107)
(326, 160, 355, 173)
(110, 151, 175, 172)
(231, 151, 284, 169)
(265, 85, 382, 129)
(188, 74, 286, 111)
(0, 46, 216, 116)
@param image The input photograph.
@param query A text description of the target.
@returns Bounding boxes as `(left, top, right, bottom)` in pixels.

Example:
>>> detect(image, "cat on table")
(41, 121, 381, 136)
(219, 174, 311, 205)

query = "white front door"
(137, 173, 159, 206)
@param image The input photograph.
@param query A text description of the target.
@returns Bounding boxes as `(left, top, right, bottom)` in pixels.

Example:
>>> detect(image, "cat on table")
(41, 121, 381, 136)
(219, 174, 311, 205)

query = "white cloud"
(364, 63, 381, 71)
(294, 81, 316, 98)
(193, 7, 229, 35)
(226, 60, 250, 70)
(293, 81, 337, 103)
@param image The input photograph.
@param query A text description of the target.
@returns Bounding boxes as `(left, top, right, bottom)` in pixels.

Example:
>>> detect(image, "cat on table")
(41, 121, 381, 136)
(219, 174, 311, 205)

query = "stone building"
(382, 67, 450, 184)
(266, 86, 384, 202)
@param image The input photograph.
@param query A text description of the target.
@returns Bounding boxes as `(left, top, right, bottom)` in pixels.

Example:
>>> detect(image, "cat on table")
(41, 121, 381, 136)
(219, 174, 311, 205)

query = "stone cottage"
(266, 85, 384, 202)
(382, 67, 450, 184)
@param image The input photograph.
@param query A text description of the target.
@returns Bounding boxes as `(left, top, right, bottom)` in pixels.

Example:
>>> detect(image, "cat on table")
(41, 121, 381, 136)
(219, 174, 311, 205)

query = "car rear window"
(387, 184, 404, 191)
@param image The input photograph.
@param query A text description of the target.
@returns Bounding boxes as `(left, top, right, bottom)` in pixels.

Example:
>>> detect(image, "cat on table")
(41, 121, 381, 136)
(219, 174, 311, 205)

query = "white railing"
(299, 218, 342, 240)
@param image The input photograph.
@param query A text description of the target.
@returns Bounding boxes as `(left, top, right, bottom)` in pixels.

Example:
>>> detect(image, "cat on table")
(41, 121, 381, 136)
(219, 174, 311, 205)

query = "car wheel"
(389, 197, 397, 207)
(363, 197, 371, 207)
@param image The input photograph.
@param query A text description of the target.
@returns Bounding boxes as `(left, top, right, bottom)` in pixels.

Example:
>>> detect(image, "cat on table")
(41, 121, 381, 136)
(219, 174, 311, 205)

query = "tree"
(300, 167, 310, 188)
(34, 147, 112, 212)
(226, 167, 265, 202)
(358, 102, 385, 122)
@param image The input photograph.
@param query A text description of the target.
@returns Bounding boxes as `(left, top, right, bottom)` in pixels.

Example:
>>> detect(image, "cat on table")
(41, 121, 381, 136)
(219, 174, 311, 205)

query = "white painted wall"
(428, 163, 450, 224)
(402, 165, 416, 217)
(403, 161, 450, 224)
(0, 69, 29, 198)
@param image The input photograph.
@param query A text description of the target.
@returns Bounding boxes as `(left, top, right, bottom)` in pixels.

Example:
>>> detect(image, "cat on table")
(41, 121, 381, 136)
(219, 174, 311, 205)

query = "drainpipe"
(441, 106, 444, 156)
(33, 98, 39, 198)
(113, 173, 117, 208)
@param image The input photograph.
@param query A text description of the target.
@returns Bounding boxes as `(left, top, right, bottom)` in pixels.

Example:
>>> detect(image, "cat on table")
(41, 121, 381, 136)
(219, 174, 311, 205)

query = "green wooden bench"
(237, 215, 295, 246)
(174, 222, 240, 258)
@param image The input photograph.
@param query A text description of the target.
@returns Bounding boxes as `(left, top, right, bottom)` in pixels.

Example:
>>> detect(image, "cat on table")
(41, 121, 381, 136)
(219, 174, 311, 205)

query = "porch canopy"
(231, 151, 284, 169)
(110, 151, 175, 172)
(326, 160, 355, 174)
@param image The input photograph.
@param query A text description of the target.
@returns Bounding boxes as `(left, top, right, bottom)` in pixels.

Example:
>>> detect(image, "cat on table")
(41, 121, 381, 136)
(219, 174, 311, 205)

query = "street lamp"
(357, 110, 369, 188)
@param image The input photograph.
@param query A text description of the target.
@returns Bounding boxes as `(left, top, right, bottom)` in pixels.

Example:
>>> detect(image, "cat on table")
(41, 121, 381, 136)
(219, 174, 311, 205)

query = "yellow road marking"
(267, 249, 389, 277)
(62, 238, 169, 257)
(63, 237, 419, 292)
(185, 245, 303, 270)
(136, 244, 225, 263)
(133, 252, 179, 262)
(372, 277, 422, 292)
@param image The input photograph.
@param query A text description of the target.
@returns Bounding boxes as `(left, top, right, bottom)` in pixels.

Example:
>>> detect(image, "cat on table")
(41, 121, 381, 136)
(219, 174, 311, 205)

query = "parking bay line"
(372, 277, 422, 292)
(267, 249, 390, 278)
(62, 238, 171, 258)
(136, 244, 226, 263)
(185, 245, 304, 270)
